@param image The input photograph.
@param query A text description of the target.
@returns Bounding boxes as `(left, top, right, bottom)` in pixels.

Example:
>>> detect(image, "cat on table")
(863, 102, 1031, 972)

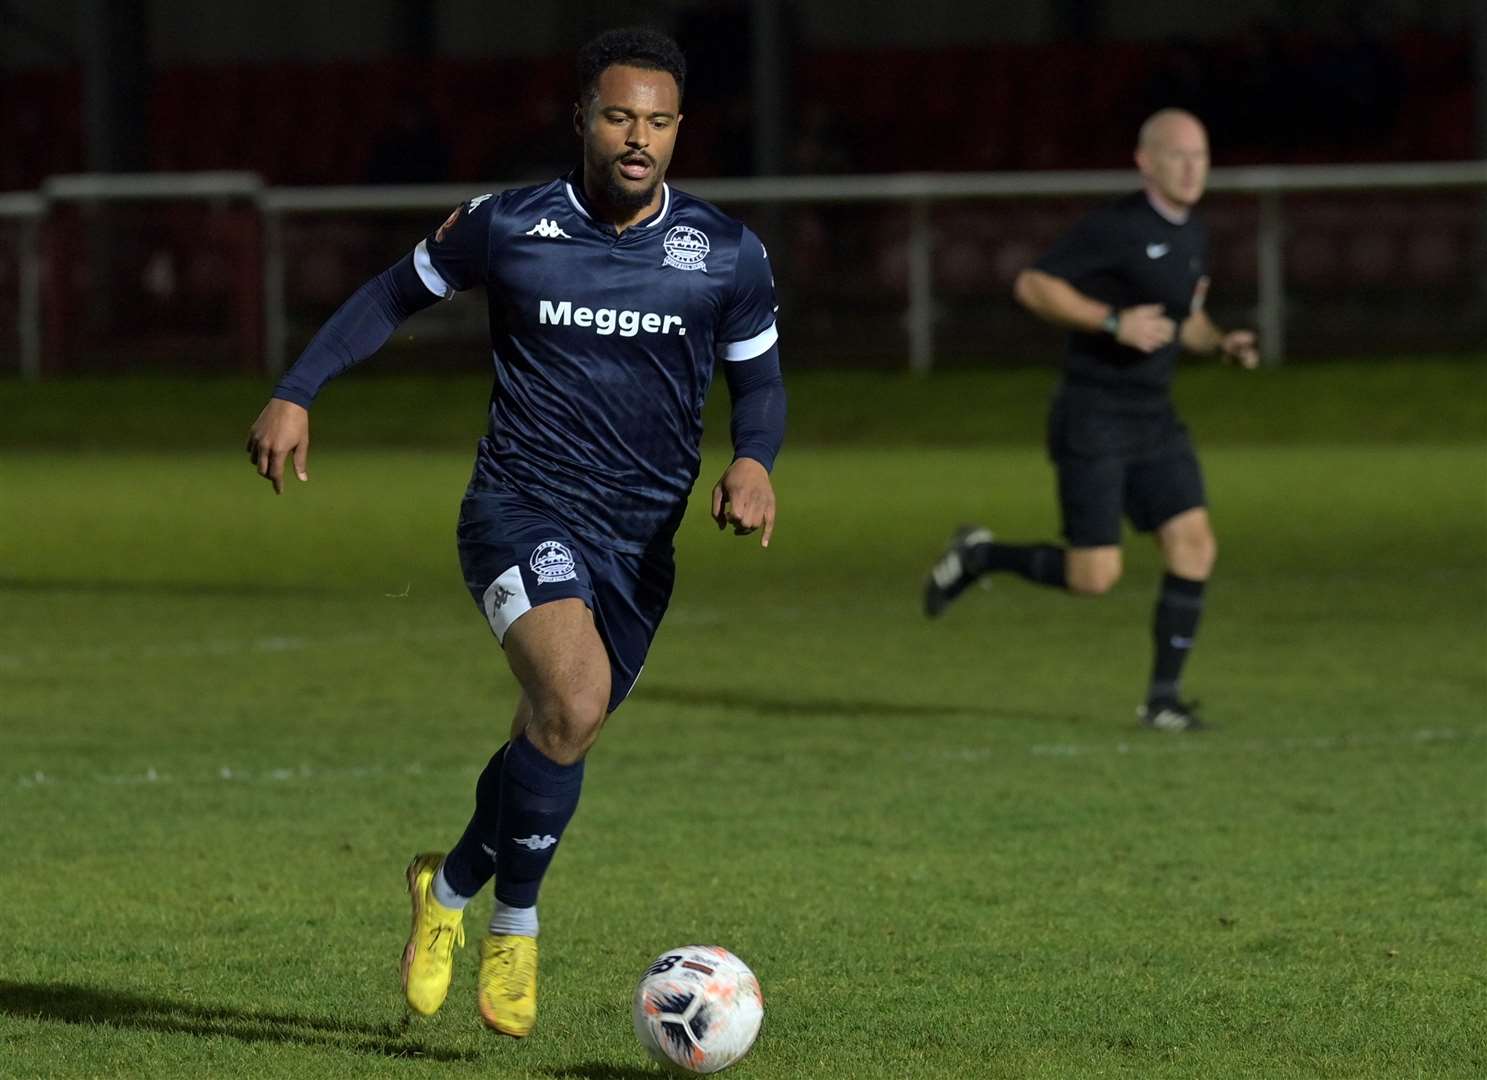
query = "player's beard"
(603, 155, 660, 212)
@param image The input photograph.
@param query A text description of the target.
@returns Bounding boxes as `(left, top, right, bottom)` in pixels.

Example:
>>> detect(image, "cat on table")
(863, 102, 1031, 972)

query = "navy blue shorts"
(456, 485, 675, 714)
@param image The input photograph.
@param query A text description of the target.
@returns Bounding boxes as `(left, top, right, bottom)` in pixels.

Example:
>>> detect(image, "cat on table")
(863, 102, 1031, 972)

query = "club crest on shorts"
(531, 540, 577, 584)
(662, 225, 709, 272)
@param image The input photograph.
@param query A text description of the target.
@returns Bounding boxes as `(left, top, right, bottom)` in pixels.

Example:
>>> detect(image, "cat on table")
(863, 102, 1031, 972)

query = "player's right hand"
(246, 398, 310, 495)
(1115, 304, 1176, 353)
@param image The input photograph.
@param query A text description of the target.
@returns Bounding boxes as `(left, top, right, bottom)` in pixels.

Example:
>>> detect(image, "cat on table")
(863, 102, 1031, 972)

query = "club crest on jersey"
(662, 225, 709, 272)
(435, 194, 493, 243)
(531, 540, 577, 584)
(435, 206, 461, 243)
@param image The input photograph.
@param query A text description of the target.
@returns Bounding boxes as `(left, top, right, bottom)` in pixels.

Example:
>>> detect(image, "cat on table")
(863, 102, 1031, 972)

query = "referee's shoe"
(1138, 700, 1206, 732)
(923, 525, 995, 617)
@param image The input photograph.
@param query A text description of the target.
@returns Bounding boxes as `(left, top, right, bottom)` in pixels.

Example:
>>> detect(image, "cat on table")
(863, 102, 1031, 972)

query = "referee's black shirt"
(1034, 191, 1208, 408)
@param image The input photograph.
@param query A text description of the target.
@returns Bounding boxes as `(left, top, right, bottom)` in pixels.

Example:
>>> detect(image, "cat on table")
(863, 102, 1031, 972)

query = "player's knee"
(1067, 560, 1121, 596)
(528, 689, 608, 763)
(1194, 534, 1217, 576)
(1069, 572, 1119, 596)
(1169, 530, 1216, 579)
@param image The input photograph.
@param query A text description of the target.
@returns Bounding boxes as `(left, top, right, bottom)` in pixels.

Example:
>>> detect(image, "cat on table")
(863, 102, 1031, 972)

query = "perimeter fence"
(2, 162, 1485, 378)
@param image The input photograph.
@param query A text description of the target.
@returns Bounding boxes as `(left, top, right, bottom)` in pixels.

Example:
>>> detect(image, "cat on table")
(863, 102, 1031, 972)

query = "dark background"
(3, 0, 1480, 185)
(1, 0, 1483, 372)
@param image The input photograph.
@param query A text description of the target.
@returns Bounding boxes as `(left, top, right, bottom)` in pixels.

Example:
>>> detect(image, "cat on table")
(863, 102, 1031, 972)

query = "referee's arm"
(1179, 276, 1260, 368)
(1013, 269, 1174, 353)
(1179, 308, 1224, 353)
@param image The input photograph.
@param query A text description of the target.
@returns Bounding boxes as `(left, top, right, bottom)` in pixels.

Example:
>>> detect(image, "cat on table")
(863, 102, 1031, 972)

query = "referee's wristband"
(1100, 312, 1120, 337)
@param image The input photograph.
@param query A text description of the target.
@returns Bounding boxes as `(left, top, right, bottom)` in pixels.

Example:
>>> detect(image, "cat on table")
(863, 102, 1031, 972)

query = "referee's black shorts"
(1047, 391, 1206, 548)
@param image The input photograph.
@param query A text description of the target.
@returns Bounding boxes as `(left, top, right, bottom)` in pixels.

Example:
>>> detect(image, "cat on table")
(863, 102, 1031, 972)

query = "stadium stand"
(0, 31, 1474, 191)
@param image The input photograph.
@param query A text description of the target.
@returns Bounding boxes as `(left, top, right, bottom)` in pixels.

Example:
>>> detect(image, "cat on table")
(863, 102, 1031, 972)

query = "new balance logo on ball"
(525, 218, 572, 239)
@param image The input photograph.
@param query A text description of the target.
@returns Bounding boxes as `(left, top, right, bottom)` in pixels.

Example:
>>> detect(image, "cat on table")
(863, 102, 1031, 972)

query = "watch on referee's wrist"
(1101, 311, 1120, 337)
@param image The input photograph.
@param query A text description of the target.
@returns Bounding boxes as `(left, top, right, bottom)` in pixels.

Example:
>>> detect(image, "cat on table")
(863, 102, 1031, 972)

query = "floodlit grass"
(2, 364, 1484, 1078)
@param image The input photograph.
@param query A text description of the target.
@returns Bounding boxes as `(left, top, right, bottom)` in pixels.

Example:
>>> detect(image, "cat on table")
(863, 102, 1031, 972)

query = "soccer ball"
(632, 945, 764, 1074)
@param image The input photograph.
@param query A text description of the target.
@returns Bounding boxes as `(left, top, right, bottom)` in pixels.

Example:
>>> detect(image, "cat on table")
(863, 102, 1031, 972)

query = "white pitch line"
(0, 606, 734, 670)
(962, 725, 1487, 761)
(0, 629, 466, 669)
(10, 761, 467, 791)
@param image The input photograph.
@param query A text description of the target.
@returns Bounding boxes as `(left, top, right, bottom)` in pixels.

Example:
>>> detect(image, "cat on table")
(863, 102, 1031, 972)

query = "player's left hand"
(1220, 330, 1260, 369)
(711, 457, 776, 547)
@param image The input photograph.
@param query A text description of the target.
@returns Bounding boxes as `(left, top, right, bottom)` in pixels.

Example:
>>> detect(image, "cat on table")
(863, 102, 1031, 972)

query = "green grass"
(2, 363, 1485, 1078)
(3, 356, 1484, 451)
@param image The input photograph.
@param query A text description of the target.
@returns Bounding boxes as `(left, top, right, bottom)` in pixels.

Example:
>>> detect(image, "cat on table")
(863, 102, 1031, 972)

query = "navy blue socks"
(492, 733, 585, 909)
(437, 731, 585, 915)
(439, 743, 509, 900)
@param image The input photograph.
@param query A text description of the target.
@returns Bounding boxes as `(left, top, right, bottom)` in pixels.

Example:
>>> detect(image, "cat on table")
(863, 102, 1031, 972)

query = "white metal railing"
(5, 161, 1486, 379)
(0, 191, 47, 380)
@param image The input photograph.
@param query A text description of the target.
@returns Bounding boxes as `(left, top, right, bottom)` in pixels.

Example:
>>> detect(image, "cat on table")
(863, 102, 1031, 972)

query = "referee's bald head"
(1138, 109, 1207, 153)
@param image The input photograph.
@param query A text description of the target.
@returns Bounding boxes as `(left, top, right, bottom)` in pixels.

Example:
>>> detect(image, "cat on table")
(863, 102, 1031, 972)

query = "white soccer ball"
(632, 945, 764, 1074)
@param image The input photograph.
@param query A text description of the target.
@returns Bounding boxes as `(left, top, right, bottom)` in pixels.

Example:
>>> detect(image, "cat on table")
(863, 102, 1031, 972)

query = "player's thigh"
(502, 599, 612, 718)
(1054, 452, 1125, 549)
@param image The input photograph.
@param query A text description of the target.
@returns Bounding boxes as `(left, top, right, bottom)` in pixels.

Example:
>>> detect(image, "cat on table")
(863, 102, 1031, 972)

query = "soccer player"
(245, 28, 785, 1036)
(923, 108, 1257, 733)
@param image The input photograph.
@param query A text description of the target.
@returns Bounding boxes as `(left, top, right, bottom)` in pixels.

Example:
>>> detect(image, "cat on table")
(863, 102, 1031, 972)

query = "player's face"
(577, 65, 682, 216)
(1138, 118, 1210, 210)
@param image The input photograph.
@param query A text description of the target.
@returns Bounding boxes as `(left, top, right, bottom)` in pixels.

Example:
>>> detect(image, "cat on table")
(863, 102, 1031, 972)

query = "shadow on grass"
(642, 682, 1062, 722)
(0, 980, 474, 1062)
(544, 1063, 661, 1080)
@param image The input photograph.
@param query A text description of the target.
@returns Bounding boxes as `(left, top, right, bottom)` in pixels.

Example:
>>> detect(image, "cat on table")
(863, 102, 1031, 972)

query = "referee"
(924, 109, 1258, 732)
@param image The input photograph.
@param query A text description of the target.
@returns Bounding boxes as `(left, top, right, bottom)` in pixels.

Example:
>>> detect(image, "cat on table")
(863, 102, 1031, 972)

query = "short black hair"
(576, 27, 686, 108)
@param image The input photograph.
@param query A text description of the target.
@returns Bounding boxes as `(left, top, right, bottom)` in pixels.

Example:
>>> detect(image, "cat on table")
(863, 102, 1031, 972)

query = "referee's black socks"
(967, 540, 1068, 589)
(1148, 572, 1206, 706)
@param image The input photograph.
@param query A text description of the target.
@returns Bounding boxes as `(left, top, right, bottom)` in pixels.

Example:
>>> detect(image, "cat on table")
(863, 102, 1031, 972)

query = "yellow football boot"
(478, 934, 539, 1037)
(400, 852, 465, 1016)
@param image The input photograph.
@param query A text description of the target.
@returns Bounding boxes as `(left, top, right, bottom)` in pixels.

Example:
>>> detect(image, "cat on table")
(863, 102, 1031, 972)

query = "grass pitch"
(2, 362, 1484, 1078)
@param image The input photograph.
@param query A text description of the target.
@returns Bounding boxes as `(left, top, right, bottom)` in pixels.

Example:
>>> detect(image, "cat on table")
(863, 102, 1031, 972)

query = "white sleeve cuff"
(412, 240, 454, 299)
(718, 322, 778, 362)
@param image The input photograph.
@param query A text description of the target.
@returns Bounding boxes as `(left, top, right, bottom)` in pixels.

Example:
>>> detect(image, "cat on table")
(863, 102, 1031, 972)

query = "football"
(632, 945, 764, 1074)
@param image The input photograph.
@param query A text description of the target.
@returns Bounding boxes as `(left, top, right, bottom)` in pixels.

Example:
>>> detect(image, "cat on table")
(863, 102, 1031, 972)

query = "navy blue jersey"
(415, 175, 778, 555)
(1035, 191, 1208, 405)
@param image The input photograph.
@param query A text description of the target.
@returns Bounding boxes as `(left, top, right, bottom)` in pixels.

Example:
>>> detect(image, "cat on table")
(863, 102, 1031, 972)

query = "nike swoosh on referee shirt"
(1146, 243, 1170, 259)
